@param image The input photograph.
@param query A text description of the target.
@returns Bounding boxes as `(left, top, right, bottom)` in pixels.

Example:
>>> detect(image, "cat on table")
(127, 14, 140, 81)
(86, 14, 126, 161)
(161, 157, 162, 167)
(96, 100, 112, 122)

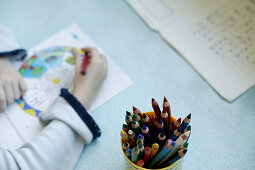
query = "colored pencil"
(123, 142, 130, 151)
(144, 147, 151, 165)
(161, 108, 169, 132)
(132, 120, 142, 135)
(131, 147, 140, 163)
(180, 113, 191, 134)
(128, 130, 136, 140)
(142, 114, 153, 131)
(138, 143, 144, 158)
(133, 106, 142, 117)
(157, 133, 166, 149)
(120, 130, 129, 142)
(148, 140, 176, 168)
(122, 124, 129, 132)
(133, 114, 143, 127)
(151, 143, 159, 159)
(163, 96, 171, 123)
(125, 148, 132, 159)
(142, 125, 152, 146)
(137, 139, 144, 145)
(125, 115, 132, 126)
(167, 149, 187, 166)
(184, 125, 191, 133)
(170, 127, 182, 141)
(81, 51, 88, 75)
(137, 134, 144, 141)
(152, 98, 161, 121)
(126, 111, 133, 118)
(156, 118, 164, 133)
(168, 118, 181, 137)
(136, 159, 144, 167)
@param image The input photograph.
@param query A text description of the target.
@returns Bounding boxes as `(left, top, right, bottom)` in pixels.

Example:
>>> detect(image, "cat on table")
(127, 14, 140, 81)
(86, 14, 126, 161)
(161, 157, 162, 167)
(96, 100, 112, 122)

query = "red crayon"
(163, 96, 171, 122)
(152, 98, 161, 121)
(81, 51, 89, 75)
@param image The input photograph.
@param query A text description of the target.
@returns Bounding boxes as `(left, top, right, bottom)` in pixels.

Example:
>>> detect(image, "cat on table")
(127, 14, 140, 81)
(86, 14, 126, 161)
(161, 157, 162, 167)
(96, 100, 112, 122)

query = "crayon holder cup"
(121, 111, 184, 170)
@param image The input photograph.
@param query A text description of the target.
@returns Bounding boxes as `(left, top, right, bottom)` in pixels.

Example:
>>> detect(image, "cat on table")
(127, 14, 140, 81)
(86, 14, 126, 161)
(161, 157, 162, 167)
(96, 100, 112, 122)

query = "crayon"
(131, 147, 140, 163)
(163, 96, 171, 123)
(120, 130, 129, 142)
(161, 108, 169, 131)
(151, 98, 161, 121)
(180, 113, 191, 134)
(142, 125, 152, 146)
(136, 159, 144, 167)
(123, 142, 130, 151)
(144, 147, 151, 165)
(148, 140, 176, 168)
(151, 143, 159, 158)
(128, 130, 136, 140)
(125, 148, 132, 159)
(170, 127, 182, 141)
(133, 106, 142, 117)
(132, 120, 142, 135)
(138, 143, 144, 158)
(122, 124, 129, 132)
(81, 51, 88, 75)
(167, 149, 187, 166)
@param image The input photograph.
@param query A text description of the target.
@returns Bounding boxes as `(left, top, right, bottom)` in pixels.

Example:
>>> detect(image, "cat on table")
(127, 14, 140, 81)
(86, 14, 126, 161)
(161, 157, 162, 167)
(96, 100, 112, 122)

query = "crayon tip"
(138, 134, 143, 139)
(187, 113, 191, 119)
(184, 143, 189, 148)
(120, 131, 125, 135)
(177, 118, 181, 123)
(128, 130, 133, 134)
(134, 147, 139, 153)
(187, 125, 191, 131)
(132, 120, 136, 125)
(177, 127, 182, 132)
(163, 96, 168, 102)
(126, 115, 130, 119)
(171, 141, 176, 146)
(152, 143, 159, 149)
(133, 114, 138, 119)
(145, 147, 151, 151)
(158, 118, 163, 124)
(123, 143, 128, 147)
(138, 143, 143, 148)
(142, 114, 147, 119)
(122, 124, 127, 128)
(162, 108, 167, 113)
(183, 150, 188, 154)
(126, 111, 131, 116)
(133, 106, 137, 111)
(142, 125, 147, 130)
(126, 148, 131, 153)
(159, 133, 165, 138)
(152, 98, 155, 102)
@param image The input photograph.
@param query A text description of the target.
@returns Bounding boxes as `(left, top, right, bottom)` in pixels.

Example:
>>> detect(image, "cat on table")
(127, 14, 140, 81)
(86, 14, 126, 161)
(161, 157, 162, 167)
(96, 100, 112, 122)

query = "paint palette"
(16, 46, 84, 117)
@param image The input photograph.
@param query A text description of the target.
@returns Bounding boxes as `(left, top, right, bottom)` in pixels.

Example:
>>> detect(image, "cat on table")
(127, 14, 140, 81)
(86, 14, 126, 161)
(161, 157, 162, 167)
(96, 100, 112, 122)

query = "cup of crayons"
(120, 97, 191, 169)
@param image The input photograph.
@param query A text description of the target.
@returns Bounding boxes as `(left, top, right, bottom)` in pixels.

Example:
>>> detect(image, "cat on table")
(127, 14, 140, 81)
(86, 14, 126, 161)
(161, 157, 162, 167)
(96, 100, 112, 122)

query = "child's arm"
(0, 47, 107, 170)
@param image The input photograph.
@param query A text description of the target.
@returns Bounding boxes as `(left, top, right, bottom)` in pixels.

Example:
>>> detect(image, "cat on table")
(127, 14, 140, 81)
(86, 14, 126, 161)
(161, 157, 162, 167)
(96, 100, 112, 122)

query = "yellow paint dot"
(53, 78, 60, 84)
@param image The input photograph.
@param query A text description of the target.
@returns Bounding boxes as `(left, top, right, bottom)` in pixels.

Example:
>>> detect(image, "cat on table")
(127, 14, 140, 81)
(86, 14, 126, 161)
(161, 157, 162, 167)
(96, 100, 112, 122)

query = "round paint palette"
(16, 46, 84, 117)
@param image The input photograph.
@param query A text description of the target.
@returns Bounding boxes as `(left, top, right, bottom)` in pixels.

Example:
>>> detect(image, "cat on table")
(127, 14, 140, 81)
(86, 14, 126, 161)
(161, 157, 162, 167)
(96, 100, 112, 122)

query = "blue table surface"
(1, 0, 255, 169)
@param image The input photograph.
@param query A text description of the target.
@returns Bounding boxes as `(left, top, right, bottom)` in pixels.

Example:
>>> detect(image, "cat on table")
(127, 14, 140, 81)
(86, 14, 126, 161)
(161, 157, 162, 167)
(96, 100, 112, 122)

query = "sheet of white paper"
(127, 0, 255, 101)
(2, 24, 133, 169)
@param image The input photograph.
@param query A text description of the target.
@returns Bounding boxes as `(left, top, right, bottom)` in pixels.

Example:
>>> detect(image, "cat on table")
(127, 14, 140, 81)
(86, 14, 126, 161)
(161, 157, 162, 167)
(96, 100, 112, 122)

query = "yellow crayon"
(150, 143, 159, 158)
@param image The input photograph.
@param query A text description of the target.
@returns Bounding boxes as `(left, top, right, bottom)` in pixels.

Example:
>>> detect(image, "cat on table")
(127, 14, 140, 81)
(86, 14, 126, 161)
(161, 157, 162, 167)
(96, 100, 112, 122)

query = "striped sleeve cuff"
(60, 88, 101, 139)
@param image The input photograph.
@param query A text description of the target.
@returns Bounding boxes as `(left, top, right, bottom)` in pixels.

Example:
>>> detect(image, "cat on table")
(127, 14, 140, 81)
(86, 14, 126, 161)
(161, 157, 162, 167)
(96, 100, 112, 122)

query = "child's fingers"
(72, 49, 83, 74)
(0, 86, 7, 112)
(12, 81, 21, 100)
(4, 84, 14, 104)
(19, 78, 27, 95)
(82, 47, 99, 60)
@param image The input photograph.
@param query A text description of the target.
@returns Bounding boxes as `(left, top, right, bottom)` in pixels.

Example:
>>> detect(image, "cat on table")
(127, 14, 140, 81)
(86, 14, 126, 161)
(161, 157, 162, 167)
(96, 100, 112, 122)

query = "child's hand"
(72, 47, 108, 109)
(0, 58, 27, 112)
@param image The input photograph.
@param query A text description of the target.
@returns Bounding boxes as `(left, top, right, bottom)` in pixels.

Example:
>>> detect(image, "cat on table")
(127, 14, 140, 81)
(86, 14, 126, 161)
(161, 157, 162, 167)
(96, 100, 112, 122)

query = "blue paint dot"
(73, 34, 78, 39)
